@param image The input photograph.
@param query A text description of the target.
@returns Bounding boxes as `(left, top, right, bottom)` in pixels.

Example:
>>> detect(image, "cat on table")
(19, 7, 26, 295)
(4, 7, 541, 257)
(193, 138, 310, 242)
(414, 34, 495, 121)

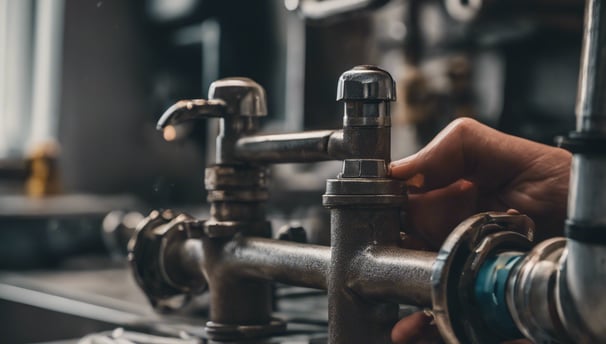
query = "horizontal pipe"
(349, 246, 435, 306)
(234, 130, 345, 163)
(177, 237, 436, 305)
(226, 237, 330, 290)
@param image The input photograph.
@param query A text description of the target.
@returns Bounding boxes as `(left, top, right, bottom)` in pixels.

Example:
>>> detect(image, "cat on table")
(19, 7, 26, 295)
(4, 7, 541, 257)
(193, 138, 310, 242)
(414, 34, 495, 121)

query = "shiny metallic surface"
(339, 158, 387, 178)
(225, 237, 330, 290)
(563, 241, 606, 342)
(337, 65, 396, 102)
(507, 238, 569, 343)
(567, 156, 606, 223)
(323, 65, 406, 343)
(343, 101, 391, 127)
(431, 213, 534, 344)
(459, 230, 532, 342)
(325, 177, 404, 196)
(234, 130, 345, 163)
(349, 246, 435, 306)
(156, 99, 226, 130)
(498, 1, 606, 342)
(325, 206, 402, 343)
(576, 0, 606, 133)
(208, 77, 268, 117)
(560, 0, 606, 339)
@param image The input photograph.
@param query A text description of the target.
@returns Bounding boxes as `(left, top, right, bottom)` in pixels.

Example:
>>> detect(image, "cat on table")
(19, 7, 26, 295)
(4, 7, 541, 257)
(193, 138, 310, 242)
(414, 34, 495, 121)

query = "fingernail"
(390, 155, 415, 168)
(406, 174, 425, 188)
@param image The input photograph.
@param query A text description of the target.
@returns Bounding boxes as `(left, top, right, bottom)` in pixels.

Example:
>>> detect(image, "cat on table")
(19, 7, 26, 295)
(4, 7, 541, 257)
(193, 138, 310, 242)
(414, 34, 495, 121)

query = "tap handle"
(157, 77, 267, 131)
(337, 65, 395, 102)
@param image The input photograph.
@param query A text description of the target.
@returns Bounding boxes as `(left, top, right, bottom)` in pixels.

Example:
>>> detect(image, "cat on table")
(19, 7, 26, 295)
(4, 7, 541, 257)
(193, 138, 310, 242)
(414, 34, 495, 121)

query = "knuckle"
(450, 117, 478, 132)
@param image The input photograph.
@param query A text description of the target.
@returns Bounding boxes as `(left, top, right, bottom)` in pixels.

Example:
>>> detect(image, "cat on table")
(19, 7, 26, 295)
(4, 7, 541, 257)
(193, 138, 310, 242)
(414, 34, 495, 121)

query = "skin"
(388, 118, 572, 344)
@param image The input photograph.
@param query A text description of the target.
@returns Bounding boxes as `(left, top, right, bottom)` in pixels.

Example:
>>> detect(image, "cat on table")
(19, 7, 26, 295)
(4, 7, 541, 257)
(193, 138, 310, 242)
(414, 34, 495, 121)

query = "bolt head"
(209, 77, 267, 116)
(336, 65, 396, 102)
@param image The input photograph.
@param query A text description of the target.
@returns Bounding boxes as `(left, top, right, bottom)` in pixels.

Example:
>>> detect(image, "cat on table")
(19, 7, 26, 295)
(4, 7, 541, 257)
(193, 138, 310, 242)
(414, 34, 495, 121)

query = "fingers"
(391, 311, 440, 344)
(390, 118, 551, 192)
(405, 179, 479, 248)
(391, 312, 530, 344)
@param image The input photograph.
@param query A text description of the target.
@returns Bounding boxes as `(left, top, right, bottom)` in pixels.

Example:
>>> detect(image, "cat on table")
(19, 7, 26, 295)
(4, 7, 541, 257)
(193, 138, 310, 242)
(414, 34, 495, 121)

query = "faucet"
(129, 8, 606, 337)
(128, 65, 535, 343)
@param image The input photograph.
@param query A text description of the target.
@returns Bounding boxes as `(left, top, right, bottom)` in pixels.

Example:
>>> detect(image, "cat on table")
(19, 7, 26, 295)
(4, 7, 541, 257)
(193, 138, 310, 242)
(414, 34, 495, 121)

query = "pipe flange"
(431, 212, 535, 344)
(323, 177, 407, 208)
(458, 231, 530, 342)
(205, 318, 286, 341)
(129, 210, 207, 312)
(325, 178, 406, 195)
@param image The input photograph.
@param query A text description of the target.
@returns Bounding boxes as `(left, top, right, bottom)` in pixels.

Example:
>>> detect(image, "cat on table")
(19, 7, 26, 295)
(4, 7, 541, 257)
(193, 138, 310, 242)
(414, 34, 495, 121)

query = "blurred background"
(0, 0, 585, 342)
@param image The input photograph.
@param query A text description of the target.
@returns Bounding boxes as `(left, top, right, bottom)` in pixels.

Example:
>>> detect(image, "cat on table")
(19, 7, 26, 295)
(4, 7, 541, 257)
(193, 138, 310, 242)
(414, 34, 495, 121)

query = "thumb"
(388, 152, 420, 180)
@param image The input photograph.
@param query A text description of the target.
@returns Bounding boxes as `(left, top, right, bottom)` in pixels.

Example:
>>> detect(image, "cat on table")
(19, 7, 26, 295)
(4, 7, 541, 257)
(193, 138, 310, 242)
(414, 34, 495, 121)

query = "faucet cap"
(209, 77, 267, 117)
(336, 65, 396, 102)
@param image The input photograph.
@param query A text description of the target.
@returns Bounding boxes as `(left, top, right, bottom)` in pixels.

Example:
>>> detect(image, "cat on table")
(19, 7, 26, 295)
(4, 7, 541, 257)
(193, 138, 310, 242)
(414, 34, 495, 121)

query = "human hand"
(389, 118, 571, 344)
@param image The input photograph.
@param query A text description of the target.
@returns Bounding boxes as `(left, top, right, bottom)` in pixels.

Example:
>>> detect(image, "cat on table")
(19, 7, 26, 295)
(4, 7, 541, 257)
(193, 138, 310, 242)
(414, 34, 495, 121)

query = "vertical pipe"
(328, 207, 401, 343)
(564, 0, 606, 341)
(576, 0, 606, 133)
(326, 65, 400, 343)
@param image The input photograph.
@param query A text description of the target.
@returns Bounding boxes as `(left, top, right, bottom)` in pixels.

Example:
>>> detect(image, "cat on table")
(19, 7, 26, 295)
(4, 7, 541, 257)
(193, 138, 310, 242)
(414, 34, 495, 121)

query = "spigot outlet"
(157, 77, 268, 164)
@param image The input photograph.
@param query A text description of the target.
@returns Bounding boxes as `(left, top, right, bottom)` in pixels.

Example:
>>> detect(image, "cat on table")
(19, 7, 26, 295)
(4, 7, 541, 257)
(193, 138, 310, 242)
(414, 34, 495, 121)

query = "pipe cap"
(336, 65, 396, 102)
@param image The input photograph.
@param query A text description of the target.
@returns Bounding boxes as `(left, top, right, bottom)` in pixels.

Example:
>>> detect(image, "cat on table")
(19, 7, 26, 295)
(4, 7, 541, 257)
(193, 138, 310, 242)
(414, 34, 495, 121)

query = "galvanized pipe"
(576, 0, 606, 133)
(327, 207, 402, 344)
(178, 237, 436, 303)
(226, 237, 330, 290)
(350, 246, 435, 306)
(562, 0, 606, 341)
(505, 1, 606, 340)
(499, 3, 606, 342)
(561, 156, 606, 342)
(235, 130, 346, 163)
